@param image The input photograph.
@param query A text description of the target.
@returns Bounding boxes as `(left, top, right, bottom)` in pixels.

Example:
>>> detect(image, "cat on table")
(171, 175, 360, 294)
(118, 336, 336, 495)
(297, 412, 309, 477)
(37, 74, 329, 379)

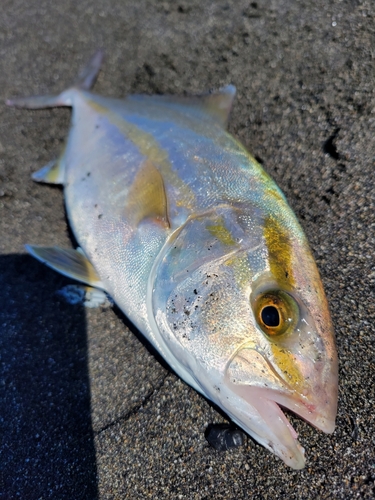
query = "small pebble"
(205, 424, 246, 451)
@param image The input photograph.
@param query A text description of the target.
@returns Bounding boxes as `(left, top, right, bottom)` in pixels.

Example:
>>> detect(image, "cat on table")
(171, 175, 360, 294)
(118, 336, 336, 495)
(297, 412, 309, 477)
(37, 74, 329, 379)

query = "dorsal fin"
(128, 85, 236, 129)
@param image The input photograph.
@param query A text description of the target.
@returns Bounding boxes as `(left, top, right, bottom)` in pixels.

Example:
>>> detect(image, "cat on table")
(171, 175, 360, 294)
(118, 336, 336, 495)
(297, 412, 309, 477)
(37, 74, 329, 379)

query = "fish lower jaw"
(221, 384, 306, 469)
(257, 398, 306, 470)
(230, 397, 306, 470)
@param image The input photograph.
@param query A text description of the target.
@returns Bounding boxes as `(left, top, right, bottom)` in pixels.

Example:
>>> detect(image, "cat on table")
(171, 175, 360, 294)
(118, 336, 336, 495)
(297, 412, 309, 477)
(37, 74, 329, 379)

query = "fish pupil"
(261, 306, 280, 327)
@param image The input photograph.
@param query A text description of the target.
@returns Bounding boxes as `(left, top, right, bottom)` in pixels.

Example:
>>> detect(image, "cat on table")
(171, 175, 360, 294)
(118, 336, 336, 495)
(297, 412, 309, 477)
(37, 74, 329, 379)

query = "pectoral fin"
(26, 245, 106, 290)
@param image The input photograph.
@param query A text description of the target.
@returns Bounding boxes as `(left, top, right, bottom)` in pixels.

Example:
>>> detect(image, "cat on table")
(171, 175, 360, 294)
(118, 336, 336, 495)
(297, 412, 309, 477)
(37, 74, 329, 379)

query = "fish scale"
(7, 51, 338, 469)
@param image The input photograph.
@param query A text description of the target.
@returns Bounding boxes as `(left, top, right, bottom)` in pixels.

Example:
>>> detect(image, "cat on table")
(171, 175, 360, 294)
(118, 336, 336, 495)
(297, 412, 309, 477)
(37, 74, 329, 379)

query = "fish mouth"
(252, 388, 336, 469)
(224, 347, 338, 469)
(226, 385, 307, 469)
(225, 384, 336, 469)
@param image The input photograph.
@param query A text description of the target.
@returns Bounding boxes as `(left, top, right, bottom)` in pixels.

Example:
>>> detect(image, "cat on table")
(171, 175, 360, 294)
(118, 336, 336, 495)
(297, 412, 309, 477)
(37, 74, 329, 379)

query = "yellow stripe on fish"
(88, 99, 196, 213)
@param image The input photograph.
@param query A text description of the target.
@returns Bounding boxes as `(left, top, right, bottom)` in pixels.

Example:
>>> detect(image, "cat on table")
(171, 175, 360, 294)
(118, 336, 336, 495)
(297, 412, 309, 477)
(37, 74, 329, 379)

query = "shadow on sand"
(0, 254, 98, 499)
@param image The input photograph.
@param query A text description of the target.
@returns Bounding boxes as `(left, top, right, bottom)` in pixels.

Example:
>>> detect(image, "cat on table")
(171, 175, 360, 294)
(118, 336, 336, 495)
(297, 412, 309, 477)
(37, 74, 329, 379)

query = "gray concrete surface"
(1, 0, 375, 498)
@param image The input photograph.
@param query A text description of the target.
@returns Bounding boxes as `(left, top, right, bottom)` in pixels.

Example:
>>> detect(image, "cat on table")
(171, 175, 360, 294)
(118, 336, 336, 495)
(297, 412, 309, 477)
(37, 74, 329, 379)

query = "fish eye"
(253, 290, 299, 337)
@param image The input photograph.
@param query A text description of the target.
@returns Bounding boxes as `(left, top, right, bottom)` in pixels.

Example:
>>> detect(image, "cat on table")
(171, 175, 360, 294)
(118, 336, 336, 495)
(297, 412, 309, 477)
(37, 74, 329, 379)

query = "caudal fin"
(6, 50, 104, 109)
(72, 49, 104, 91)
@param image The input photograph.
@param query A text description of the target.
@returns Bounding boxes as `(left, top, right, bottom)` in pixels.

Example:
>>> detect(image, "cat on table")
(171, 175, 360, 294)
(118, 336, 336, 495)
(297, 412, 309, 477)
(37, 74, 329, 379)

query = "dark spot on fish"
(205, 424, 246, 451)
(193, 289, 198, 295)
(184, 309, 190, 316)
(98, 214, 103, 219)
(87, 172, 91, 177)
(94, 204, 98, 208)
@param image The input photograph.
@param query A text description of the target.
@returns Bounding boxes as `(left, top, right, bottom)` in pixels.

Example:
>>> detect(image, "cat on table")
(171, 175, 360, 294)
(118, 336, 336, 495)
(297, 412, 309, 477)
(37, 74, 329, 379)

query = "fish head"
(152, 206, 338, 469)
(224, 256, 338, 468)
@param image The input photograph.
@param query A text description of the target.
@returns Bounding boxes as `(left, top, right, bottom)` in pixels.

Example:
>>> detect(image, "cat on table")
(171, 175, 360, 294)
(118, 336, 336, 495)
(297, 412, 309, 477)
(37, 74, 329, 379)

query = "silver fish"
(7, 51, 338, 469)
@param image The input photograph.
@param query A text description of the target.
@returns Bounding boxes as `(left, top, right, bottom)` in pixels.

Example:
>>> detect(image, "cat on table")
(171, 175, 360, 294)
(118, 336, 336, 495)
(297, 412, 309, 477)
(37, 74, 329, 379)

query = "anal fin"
(32, 153, 65, 185)
(26, 245, 106, 290)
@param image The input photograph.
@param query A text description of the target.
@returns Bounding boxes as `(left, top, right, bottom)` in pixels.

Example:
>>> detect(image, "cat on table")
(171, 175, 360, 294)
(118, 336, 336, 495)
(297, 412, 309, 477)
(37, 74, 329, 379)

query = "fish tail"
(72, 49, 104, 91)
(5, 50, 104, 109)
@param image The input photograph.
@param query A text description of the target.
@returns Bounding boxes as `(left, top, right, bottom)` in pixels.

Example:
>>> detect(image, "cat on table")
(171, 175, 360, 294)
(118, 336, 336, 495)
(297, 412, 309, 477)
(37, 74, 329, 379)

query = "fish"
(7, 51, 338, 469)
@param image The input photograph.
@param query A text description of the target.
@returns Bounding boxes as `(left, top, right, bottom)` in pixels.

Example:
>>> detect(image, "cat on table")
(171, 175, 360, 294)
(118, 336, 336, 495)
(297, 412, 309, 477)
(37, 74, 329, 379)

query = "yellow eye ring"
(253, 290, 299, 337)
